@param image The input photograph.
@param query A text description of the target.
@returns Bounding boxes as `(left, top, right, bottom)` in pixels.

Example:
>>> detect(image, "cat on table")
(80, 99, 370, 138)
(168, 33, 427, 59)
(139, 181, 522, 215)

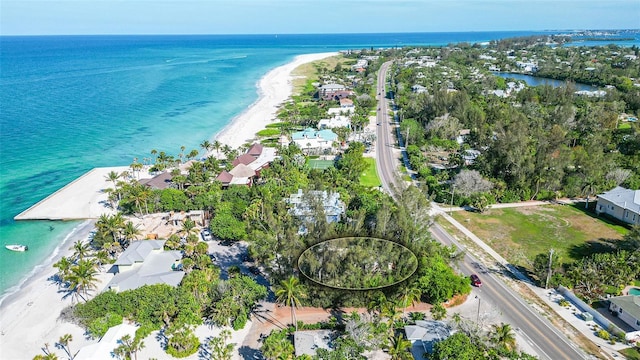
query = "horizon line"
(2, 29, 639, 38)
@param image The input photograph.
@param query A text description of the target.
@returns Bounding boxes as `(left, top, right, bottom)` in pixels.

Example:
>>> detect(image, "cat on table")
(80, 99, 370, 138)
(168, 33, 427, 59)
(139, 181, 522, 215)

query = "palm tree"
(130, 162, 143, 180)
(70, 240, 91, 261)
(397, 286, 421, 319)
(491, 322, 517, 351)
(34, 343, 59, 360)
(67, 259, 99, 302)
(200, 140, 212, 154)
(53, 256, 73, 284)
(105, 171, 121, 189)
(113, 334, 145, 360)
(122, 221, 141, 245)
(180, 219, 198, 238)
(56, 333, 74, 360)
(275, 276, 306, 331)
(386, 334, 412, 360)
(367, 292, 387, 315)
(213, 140, 222, 157)
(187, 149, 199, 161)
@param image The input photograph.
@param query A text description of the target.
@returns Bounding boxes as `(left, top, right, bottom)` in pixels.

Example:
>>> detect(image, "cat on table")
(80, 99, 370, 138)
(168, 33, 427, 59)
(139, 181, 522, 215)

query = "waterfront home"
(575, 90, 606, 97)
(291, 128, 338, 154)
(139, 171, 173, 190)
(104, 240, 184, 293)
(595, 186, 640, 225)
(318, 83, 346, 97)
(327, 107, 353, 116)
(216, 143, 277, 186)
(75, 323, 138, 360)
(318, 115, 351, 129)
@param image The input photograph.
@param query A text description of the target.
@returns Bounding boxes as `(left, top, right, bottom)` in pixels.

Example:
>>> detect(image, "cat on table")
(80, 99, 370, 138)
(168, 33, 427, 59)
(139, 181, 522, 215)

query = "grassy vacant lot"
(619, 347, 640, 360)
(291, 55, 351, 93)
(360, 157, 381, 187)
(450, 205, 628, 268)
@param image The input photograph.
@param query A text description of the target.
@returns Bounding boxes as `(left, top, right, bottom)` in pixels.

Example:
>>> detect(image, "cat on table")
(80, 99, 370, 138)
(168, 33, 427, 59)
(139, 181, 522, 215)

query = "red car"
(470, 274, 482, 287)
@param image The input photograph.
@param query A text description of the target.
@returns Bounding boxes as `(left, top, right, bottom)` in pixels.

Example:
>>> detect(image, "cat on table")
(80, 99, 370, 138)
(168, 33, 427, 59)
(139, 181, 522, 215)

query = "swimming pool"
(629, 287, 640, 296)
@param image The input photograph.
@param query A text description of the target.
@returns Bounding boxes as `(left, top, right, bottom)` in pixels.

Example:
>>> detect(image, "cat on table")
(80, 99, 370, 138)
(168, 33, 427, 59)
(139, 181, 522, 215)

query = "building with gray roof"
(609, 295, 640, 332)
(596, 186, 640, 225)
(105, 240, 184, 293)
(287, 189, 345, 224)
(405, 320, 452, 357)
(293, 330, 335, 357)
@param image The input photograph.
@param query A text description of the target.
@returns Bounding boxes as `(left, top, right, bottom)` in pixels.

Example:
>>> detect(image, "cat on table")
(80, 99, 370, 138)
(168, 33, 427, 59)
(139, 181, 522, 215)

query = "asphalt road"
(373, 61, 588, 360)
(430, 223, 587, 360)
(375, 61, 401, 194)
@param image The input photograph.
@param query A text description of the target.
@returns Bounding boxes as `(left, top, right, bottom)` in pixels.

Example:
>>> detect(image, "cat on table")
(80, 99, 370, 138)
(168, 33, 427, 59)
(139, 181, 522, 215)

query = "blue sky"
(1, 0, 639, 35)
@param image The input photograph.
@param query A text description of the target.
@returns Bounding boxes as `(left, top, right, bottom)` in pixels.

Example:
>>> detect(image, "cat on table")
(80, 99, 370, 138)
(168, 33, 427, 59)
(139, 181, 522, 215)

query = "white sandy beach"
(214, 52, 339, 149)
(0, 51, 338, 360)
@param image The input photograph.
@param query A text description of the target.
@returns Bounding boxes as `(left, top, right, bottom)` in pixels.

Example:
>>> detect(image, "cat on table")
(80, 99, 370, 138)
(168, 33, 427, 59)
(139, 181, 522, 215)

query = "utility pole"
(475, 295, 481, 324)
(546, 248, 555, 289)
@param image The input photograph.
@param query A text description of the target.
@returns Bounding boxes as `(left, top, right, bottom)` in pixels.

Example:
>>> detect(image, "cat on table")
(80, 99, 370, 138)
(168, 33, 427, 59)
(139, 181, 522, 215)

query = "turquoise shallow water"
(0, 32, 637, 303)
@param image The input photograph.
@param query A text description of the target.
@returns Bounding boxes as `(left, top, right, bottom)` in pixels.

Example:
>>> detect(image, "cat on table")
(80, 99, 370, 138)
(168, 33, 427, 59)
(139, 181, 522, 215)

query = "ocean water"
(0, 31, 633, 302)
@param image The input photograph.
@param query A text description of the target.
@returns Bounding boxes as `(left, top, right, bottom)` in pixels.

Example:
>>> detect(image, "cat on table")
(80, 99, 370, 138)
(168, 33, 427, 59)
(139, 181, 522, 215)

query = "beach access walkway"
(14, 166, 129, 221)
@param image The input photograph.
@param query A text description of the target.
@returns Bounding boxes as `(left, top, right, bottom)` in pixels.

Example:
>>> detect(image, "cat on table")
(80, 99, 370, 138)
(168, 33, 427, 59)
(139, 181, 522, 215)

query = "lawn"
(291, 55, 350, 94)
(360, 157, 381, 187)
(620, 347, 640, 360)
(450, 205, 628, 268)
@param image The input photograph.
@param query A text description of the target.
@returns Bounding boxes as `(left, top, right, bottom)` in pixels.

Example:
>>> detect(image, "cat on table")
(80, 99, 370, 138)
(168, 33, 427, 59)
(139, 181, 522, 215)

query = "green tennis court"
(307, 159, 335, 169)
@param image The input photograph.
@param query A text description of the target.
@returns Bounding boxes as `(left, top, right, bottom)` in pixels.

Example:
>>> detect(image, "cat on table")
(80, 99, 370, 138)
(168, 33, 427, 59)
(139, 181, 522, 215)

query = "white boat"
(5, 244, 28, 252)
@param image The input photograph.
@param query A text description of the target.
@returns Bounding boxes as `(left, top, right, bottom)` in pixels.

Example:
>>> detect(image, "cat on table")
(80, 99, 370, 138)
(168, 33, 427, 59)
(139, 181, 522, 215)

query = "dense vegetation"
(70, 270, 266, 357)
(298, 237, 418, 289)
(384, 38, 639, 210)
(533, 227, 640, 302)
(43, 51, 479, 359)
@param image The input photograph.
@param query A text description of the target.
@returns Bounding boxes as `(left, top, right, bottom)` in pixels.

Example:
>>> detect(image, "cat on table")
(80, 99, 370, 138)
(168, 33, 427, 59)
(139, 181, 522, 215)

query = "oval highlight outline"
(297, 237, 418, 291)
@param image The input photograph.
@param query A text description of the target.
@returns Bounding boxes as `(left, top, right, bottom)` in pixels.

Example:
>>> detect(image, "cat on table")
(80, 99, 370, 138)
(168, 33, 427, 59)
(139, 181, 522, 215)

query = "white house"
(291, 128, 338, 153)
(318, 115, 351, 129)
(105, 240, 184, 292)
(75, 323, 138, 360)
(595, 186, 640, 225)
(318, 83, 346, 97)
(609, 295, 640, 331)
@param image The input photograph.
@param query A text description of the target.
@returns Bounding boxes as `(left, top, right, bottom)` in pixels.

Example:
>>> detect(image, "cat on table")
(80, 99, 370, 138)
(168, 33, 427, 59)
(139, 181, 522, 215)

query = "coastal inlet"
(297, 237, 418, 290)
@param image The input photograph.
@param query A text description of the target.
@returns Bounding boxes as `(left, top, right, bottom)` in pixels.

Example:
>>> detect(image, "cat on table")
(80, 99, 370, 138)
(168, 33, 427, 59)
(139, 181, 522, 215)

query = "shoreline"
(213, 51, 338, 149)
(0, 51, 339, 359)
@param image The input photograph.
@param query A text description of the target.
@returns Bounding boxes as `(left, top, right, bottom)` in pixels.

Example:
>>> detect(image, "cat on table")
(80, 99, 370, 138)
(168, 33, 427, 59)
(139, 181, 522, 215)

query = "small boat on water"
(5, 244, 28, 252)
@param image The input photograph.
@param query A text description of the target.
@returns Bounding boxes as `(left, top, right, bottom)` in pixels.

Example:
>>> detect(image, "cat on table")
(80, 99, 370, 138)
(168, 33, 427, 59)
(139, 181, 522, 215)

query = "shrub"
(232, 310, 248, 330)
(597, 329, 610, 340)
(166, 326, 200, 358)
(87, 312, 123, 339)
(257, 129, 281, 137)
(558, 299, 570, 307)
